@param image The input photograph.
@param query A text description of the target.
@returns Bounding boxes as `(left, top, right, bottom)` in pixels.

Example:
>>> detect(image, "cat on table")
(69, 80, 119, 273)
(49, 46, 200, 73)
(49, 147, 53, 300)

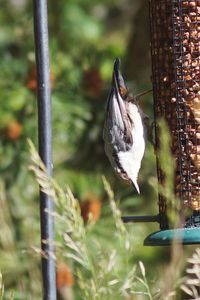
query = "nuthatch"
(103, 58, 151, 193)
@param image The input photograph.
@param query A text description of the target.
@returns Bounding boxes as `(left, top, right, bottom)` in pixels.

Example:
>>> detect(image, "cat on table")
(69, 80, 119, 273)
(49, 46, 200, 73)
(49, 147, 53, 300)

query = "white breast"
(117, 103, 145, 192)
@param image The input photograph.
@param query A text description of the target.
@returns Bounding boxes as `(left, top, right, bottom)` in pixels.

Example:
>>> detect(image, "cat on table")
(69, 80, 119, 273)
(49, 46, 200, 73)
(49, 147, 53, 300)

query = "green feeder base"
(144, 227, 200, 246)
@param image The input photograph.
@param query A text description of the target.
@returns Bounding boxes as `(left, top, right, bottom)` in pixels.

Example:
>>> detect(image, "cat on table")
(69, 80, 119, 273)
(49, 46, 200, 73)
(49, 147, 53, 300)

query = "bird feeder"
(123, 0, 200, 246)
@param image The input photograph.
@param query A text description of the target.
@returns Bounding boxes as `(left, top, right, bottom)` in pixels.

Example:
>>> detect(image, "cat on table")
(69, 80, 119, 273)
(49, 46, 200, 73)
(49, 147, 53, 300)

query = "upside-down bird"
(103, 58, 151, 193)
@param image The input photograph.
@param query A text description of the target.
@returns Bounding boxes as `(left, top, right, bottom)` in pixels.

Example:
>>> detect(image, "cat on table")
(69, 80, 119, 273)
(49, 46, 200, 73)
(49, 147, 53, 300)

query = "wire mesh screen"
(149, 0, 200, 228)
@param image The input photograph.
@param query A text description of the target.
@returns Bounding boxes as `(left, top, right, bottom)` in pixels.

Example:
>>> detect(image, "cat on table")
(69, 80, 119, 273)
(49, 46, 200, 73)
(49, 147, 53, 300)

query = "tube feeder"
(123, 0, 200, 246)
(146, 0, 200, 246)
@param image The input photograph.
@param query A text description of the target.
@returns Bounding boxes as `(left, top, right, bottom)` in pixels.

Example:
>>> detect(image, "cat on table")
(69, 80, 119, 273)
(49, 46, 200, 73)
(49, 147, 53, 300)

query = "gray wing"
(103, 88, 133, 153)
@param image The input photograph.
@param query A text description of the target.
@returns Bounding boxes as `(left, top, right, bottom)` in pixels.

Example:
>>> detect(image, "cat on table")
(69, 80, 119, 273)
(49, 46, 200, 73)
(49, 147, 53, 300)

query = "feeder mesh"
(150, 0, 200, 227)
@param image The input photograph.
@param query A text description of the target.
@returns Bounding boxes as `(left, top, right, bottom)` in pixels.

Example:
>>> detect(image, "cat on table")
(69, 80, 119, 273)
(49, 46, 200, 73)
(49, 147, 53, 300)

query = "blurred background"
(0, 0, 187, 299)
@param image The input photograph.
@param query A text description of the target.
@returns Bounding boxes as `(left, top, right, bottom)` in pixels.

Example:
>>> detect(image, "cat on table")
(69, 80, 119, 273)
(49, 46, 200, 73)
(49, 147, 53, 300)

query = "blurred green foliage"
(0, 0, 194, 299)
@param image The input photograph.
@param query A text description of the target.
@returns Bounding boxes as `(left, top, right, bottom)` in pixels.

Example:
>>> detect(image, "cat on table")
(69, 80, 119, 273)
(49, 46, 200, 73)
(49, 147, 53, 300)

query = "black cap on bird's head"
(112, 58, 128, 100)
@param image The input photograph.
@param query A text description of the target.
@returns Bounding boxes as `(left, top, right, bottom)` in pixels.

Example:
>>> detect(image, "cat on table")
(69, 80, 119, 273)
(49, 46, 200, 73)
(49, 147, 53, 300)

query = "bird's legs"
(134, 88, 156, 148)
(134, 89, 152, 102)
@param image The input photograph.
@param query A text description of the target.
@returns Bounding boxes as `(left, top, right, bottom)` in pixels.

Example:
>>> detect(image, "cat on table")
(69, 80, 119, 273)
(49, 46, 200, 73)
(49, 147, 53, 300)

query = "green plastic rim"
(144, 227, 200, 246)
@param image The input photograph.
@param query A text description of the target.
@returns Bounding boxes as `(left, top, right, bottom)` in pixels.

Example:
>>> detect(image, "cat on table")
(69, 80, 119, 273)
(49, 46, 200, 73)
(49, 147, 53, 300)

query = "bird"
(103, 58, 151, 193)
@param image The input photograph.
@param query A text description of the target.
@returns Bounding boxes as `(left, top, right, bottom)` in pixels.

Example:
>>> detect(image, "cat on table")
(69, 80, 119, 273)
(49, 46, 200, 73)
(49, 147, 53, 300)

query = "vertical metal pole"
(33, 1, 56, 299)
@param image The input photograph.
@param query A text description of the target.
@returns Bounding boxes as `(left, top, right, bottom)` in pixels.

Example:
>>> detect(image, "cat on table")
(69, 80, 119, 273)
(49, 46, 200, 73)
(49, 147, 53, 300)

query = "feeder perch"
(123, 0, 200, 246)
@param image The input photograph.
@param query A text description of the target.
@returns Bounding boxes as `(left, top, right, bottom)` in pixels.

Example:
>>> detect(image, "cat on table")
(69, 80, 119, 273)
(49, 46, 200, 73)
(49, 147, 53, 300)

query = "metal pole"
(32, 1, 56, 299)
(122, 215, 160, 223)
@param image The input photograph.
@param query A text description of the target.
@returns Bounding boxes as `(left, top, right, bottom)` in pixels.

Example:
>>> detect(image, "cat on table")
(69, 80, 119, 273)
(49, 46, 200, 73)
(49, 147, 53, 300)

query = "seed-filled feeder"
(122, 0, 200, 246)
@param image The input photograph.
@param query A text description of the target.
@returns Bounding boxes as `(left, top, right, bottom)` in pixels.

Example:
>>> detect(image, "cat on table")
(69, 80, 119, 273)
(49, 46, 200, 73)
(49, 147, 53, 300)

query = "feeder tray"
(145, 211, 200, 246)
(123, 0, 200, 246)
(144, 227, 200, 246)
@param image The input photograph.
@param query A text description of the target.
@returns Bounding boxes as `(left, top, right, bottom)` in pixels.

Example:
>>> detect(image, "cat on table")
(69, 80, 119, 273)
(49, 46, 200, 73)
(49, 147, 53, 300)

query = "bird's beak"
(112, 58, 128, 99)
